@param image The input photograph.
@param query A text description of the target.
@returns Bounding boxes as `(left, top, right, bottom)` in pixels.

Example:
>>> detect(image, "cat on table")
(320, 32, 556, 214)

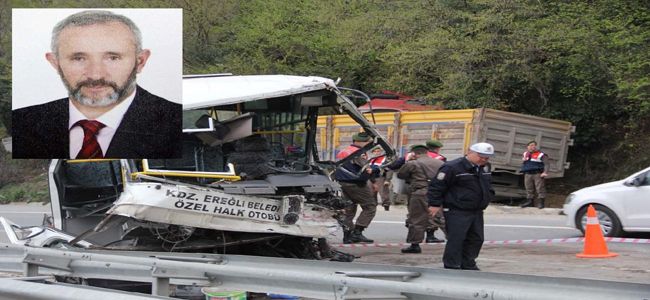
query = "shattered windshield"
(149, 96, 312, 177)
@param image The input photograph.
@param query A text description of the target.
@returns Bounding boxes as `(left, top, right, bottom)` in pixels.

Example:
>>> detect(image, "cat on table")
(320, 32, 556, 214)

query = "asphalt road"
(0, 203, 51, 243)
(327, 205, 650, 285)
(335, 205, 581, 243)
(0, 203, 50, 223)
(1, 203, 648, 285)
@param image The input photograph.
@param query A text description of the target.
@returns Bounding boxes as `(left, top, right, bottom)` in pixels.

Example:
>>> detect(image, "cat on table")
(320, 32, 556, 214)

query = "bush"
(0, 151, 48, 188)
(0, 186, 25, 203)
(0, 150, 49, 203)
(0, 182, 49, 204)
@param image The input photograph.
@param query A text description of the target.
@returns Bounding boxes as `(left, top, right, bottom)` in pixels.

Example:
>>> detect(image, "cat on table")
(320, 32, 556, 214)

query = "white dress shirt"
(68, 91, 136, 158)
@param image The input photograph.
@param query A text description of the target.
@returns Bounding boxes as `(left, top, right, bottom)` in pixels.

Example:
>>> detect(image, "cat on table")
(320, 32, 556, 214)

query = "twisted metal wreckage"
(21, 75, 394, 259)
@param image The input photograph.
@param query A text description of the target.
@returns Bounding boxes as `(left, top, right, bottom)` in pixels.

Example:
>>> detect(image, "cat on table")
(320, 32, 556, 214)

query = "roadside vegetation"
(0, 0, 648, 203)
(0, 150, 48, 203)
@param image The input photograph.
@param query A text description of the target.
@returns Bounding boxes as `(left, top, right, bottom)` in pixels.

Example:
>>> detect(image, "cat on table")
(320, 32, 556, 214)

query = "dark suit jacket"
(12, 86, 182, 159)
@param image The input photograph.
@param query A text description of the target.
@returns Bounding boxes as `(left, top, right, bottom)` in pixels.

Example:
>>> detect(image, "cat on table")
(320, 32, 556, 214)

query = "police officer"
(369, 147, 391, 211)
(398, 144, 444, 253)
(424, 139, 447, 243)
(425, 139, 447, 161)
(384, 139, 448, 241)
(427, 142, 495, 270)
(519, 141, 549, 209)
(335, 132, 379, 244)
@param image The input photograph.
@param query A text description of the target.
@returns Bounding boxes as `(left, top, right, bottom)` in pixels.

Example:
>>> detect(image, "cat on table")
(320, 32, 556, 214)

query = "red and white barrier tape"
(332, 237, 650, 248)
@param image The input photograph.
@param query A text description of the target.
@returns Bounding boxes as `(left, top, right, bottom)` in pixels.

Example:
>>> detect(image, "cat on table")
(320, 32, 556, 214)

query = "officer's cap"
(352, 132, 372, 142)
(426, 139, 443, 149)
(410, 144, 428, 152)
(469, 142, 495, 157)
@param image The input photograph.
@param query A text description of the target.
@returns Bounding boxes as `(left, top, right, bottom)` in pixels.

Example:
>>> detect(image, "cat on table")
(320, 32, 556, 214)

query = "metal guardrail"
(0, 276, 169, 300)
(0, 243, 648, 299)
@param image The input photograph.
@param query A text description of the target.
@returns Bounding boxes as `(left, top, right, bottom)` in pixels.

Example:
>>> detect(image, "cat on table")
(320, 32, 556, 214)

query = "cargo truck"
(317, 108, 574, 198)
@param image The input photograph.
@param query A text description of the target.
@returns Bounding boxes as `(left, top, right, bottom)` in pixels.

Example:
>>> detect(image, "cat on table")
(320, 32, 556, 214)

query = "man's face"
(467, 151, 490, 166)
(527, 143, 537, 152)
(46, 21, 150, 107)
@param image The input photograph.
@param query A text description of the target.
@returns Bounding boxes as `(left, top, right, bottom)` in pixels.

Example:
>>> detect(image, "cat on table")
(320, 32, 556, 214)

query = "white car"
(563, 166, 650, 237)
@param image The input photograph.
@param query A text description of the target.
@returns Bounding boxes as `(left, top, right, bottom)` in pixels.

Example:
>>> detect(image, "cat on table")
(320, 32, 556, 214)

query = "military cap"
(410, 144, 429, 152)
(426, 139, 444, 149)
(352, 132, 372, 142)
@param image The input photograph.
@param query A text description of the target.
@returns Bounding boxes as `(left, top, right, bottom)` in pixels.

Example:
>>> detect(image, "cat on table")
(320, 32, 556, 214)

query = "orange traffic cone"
(576, 205, 618, 258)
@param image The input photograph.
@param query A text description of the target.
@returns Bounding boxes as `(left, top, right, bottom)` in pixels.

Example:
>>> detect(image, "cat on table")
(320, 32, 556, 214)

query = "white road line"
(372, 220, 574, 230)
(486, 224, 574, 230)
(478, 257, 518, 263)
(332, 237, 650, 248)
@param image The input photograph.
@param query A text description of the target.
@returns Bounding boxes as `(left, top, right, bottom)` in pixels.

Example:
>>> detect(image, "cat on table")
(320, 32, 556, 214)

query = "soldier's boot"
(401, 243, 422, 254)
(425, 229, 445, 243)
(382, 203, 390, 211)
(343, 230, 352, 244)
(349, 226, 374, 243)
(520, 198, 534, 208)
(537, 198, 545, 209)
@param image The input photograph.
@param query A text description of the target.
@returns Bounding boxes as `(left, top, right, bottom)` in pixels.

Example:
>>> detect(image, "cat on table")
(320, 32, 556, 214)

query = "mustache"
(57, 63, 138, 107)
(74, 79, 119, 91)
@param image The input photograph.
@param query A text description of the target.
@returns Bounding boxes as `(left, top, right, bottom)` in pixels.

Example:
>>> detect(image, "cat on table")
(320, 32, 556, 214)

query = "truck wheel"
(575, 204, 622, 237)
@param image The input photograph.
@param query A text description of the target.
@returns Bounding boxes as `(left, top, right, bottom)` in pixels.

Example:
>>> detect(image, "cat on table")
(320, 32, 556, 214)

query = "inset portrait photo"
(12, 8, 183, 159)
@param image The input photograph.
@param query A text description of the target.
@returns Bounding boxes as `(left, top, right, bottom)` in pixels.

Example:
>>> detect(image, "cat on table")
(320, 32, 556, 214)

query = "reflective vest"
(370, 155, 386, 166)
(427, 151, 446, 161)
(336, 144, 362, 160)
(405, 151, 445, 161)
(335, 144, 373, 182)
(521, 151, 545, 173)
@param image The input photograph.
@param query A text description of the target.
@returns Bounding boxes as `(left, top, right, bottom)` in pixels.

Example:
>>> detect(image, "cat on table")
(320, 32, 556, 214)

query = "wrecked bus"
(6, 75, 394, 260)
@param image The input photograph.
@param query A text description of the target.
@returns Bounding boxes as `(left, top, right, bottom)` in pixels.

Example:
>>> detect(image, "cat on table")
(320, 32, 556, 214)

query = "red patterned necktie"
(74, 120, 106, 159)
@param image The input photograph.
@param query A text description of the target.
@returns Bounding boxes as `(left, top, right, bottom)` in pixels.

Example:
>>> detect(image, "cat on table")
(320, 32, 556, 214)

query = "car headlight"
(564, 193, 575, 205)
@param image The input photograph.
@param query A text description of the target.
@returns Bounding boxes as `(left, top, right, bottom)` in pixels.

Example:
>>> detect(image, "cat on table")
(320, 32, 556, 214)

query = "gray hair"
(51, 10, 142, 56)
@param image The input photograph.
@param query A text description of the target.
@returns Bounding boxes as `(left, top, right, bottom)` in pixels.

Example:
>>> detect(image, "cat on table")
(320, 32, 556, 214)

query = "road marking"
(372, 220, 574, 230)
(486, 224, 575, 230)
(478, 257, 518, 263)
(333, 237, 650, 248)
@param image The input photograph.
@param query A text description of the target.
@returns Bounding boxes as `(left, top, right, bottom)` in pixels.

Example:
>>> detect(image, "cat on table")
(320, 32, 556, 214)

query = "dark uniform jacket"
(334, 145, 378, 183)
(397, 156, 444, 195)
(427, 157, 495, 211)
(12, 86, 182, 159)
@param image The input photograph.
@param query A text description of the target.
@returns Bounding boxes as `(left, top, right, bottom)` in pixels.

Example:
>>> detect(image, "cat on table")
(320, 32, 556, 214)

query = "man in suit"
(12, 10, 181, 159)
